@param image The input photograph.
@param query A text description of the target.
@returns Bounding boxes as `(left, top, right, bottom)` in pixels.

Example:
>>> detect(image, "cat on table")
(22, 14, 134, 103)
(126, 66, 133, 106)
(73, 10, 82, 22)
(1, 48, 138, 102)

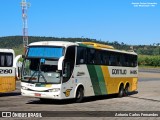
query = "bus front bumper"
(21, 89, 62, 100)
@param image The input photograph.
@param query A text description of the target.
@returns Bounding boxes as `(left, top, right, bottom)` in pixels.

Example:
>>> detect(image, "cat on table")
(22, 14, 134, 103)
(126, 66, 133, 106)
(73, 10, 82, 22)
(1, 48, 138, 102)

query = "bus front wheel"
(75, 87, 84, 103)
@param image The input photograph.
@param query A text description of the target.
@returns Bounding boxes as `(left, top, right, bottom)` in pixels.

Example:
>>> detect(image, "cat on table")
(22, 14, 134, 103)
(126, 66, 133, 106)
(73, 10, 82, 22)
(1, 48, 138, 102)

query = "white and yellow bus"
(0, 49, 16, 93)
(21, 41, 138, 102)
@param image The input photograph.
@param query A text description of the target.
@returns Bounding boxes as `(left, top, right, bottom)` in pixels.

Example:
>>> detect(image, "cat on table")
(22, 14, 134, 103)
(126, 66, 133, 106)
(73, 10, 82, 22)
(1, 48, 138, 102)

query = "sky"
(0, 0, 160, 45)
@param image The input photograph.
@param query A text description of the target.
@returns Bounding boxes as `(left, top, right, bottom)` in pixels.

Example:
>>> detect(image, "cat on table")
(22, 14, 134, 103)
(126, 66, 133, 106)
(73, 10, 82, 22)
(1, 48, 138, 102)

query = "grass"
(13, 44, 24, 56)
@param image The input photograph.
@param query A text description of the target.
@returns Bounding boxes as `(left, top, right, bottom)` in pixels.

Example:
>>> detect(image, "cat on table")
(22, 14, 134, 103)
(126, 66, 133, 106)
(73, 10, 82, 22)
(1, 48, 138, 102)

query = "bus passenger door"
(62, 46, 76, 98)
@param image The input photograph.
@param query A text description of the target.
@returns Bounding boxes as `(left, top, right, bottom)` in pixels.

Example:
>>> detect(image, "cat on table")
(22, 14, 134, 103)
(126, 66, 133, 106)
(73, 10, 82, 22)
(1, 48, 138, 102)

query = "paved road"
(139, 68, 160, 73)
(0, 71, 160, 120)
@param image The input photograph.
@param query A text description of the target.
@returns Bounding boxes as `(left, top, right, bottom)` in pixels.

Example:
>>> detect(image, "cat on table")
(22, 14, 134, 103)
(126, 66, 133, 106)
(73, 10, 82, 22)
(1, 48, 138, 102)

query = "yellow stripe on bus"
(0, 76, 16, 93)
(101, 66, 111, 94)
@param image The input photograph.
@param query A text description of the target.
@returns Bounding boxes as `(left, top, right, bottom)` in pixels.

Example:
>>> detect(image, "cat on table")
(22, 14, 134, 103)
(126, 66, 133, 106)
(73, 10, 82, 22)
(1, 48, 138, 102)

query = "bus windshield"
(27, 46, 63, 59)
(22, 58, 61, 84)
(22, 46, 64, 84)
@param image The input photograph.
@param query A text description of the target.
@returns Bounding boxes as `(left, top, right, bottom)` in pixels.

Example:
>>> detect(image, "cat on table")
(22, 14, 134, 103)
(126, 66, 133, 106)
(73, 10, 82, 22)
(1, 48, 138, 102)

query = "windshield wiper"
(37, 62, 47, 83)
(27, 70, 47, 83)
(38, 71, 47, 83)
(28, 71, 38, 82)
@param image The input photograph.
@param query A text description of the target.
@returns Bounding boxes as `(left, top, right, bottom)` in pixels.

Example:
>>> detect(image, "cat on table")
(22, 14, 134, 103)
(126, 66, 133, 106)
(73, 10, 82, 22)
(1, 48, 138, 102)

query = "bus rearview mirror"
(58, 56, 64, 70)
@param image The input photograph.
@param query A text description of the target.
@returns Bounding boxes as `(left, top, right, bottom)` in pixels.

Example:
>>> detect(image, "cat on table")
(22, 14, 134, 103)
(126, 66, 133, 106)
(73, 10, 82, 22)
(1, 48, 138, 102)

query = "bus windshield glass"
(27, 46, 63, 59)
(22, 46, 64, 84)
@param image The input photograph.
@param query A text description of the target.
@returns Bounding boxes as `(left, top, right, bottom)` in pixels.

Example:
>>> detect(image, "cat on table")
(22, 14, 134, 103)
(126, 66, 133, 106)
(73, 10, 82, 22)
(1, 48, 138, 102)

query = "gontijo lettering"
(112, 69, 127, 75)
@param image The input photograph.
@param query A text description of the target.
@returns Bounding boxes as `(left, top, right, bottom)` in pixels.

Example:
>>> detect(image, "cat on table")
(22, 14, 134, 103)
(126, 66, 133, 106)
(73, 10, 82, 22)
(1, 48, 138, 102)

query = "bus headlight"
(21, 86, 28, 90)
(49, 88, 60, 92)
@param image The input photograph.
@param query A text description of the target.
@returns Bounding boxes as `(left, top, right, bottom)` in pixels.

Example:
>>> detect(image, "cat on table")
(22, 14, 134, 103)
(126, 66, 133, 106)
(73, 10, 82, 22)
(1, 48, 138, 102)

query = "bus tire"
(118, 84, 124, 97)
(75, 87, 84, 103)
(124, 84, 129, 96)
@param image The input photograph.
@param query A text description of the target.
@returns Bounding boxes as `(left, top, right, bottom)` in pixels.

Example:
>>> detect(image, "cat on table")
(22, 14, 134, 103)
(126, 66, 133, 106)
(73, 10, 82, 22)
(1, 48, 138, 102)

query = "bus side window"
(0, 53, 13, 67)
(76, 47, 86, 64)
(63, 62, 71, 78)
(103, 53, 109, 65)
(95, 50, 101, 65)
(0, 53, 5, 67)
(116, 54, 121, 66)
(133, 55, 138, 67)
(129, 55, 137, 67)
(125, 55, 129, 67)
(120, 54, 125, 66)
(5, 53, 13, 67)
(87, 49, 95, 64)
(110, 54, 117, 66)
(128, 55, 133, 67)
(63, 46, 75, 83)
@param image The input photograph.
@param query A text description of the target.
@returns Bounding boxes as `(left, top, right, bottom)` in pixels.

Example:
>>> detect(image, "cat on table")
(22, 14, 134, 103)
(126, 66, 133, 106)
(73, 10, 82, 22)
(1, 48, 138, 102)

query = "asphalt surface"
(139, 68, 160, 73)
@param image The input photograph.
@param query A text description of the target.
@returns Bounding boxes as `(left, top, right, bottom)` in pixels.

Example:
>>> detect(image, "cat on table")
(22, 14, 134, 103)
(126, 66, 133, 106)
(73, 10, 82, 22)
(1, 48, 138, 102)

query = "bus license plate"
(35, 93, 41, 97)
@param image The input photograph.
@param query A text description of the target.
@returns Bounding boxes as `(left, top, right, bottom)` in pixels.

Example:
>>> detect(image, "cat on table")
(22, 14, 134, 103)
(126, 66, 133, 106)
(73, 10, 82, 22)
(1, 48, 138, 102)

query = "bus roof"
(78, 42, 137, 55)
(0, 49, 14, 53)
(28, 41, 78, 47)
(28, 41, 137, 55)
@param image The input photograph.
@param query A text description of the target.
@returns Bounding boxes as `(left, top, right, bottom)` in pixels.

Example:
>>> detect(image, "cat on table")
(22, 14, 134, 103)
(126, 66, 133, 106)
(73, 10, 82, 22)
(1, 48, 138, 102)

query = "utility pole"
(21, 0, 30, 53)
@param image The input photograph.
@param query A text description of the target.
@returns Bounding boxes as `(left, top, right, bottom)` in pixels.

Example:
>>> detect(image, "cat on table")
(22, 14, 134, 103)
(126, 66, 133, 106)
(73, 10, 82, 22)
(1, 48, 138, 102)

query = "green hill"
(0, 36, 159, 55)
(0, 36, 130, 55)
(0, 36, 159, 67)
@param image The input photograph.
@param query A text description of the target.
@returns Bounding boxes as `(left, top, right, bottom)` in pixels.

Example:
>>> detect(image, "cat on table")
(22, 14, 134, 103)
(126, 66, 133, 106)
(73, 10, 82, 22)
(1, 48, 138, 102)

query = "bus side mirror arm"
(13, 55, 22, 68)
(22, 55, 25, 58)
(58, 56, 64, 70)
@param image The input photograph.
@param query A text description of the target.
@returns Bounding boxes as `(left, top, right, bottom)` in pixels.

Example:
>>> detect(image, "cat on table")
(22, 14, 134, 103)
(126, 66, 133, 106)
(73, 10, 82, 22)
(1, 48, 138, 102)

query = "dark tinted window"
(87, 49, 96, 64)
(0, 52, 13, 67)
(76, 47, 87, 64)
(63, 46, 75, 83)
(76, 47, 137, 67)
(110, 53, 118, 66)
